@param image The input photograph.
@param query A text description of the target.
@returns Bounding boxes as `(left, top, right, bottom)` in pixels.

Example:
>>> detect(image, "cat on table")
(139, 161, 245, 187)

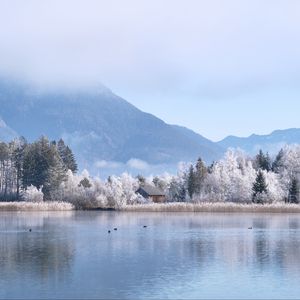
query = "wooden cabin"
(136, 185, 166, 203)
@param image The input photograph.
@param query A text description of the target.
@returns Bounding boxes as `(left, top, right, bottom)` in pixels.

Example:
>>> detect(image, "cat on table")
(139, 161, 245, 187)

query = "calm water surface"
(1, 211, 300, 299)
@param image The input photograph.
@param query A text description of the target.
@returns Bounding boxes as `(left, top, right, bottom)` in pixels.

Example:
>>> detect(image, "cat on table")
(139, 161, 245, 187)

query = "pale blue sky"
(0, 0, 300, 140)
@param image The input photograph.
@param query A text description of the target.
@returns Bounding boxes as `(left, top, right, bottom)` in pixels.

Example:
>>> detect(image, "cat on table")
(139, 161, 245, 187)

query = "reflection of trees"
(2, 211, 300, 298)
(0, 212, 75, 280)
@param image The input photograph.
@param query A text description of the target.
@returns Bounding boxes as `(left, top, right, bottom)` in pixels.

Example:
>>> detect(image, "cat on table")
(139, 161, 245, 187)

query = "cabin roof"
(137, 184, 166, 196)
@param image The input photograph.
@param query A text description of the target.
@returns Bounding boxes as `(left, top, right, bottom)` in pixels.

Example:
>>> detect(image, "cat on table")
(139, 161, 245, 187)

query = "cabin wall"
(151, 196, 166, 203)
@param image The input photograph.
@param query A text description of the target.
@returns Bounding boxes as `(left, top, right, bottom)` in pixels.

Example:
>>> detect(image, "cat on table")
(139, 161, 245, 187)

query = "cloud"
(1, 0, 300, 141)
(94, 160, 122, 169)
(126, 159, 149, 171)
(95, 158, 149, 171)
(0, 0, 300, 97)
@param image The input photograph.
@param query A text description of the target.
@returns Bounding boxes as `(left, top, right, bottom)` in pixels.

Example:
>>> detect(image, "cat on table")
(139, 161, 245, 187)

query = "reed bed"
(121, 202, 300, 213)
(0, 201, 75, 211)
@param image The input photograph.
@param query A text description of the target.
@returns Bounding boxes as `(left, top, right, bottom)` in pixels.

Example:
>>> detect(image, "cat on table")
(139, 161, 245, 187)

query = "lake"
(1, 211, 300, 299)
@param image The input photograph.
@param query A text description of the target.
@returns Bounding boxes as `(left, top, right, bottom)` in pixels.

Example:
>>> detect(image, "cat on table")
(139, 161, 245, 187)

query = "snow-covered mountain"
(0, 79, 223, 173)
(218, 128, 300, 155)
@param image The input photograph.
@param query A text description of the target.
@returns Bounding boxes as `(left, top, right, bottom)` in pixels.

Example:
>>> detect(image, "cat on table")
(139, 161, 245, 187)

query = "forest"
(0, 136, 299, 209)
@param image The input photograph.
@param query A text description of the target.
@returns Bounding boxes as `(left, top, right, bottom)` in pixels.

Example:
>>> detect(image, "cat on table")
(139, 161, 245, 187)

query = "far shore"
(121, 202, 300, 213)
(1, 201, 300, 213)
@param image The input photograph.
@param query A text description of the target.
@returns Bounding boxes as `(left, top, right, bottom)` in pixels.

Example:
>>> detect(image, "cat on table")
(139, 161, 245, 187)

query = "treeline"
(1, 136, 300, 208)
(165, 148, 300, 204)
(0, 136, 77, 201)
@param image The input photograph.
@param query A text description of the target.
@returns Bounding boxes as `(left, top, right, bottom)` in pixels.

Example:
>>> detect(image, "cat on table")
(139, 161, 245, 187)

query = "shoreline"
(120, 202, 300, 213)
(0, 201, 75, 211)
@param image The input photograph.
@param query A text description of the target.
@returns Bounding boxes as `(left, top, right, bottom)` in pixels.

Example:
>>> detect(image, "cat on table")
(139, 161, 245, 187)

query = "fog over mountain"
(0, 79, 224, 175)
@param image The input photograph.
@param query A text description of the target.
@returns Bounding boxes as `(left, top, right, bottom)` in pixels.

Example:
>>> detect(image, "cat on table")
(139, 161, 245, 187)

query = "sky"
(1, 0, 300, 141)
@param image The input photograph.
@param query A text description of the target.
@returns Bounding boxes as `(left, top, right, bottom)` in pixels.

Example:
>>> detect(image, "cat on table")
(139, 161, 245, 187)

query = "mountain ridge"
(0, 79, 224, 174)
(218, 128, 300, 155)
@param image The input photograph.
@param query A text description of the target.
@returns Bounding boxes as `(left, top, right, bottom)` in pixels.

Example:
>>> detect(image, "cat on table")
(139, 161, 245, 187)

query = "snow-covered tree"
(21, 185, 44, 202)
(201, 150, 256, 203)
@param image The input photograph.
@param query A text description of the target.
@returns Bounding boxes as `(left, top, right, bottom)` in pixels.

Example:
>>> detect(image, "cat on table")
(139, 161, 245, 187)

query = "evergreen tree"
(57, 139, 78, 173)
(0, 142, 9, 198)
(288, 178, 299, 204)
(44, 153, 67, 198)
(272, 149, 284, 173)
(194, 158, 207, 195)
(252, 170, 268, 204)
(207, 161, 215, 174)
(12, 137, 27, 200)
(255, 150, 271, 171)
(187, 165, 196, 199)
(22, 136, 67, 199)
(136, 174, 146, 185)
(79, 177, 92, 189)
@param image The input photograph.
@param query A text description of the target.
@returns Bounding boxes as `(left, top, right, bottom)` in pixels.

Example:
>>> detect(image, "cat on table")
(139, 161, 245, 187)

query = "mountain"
(218, 128, 300, 155)
(0, 79, 223, 173)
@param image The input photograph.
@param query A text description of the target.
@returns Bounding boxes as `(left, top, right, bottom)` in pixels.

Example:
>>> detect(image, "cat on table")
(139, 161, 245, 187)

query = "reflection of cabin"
(136, 185, 166, 203)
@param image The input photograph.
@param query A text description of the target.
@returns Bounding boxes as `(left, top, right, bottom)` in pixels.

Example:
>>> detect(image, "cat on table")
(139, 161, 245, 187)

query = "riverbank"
(121, 202, 300, 213)
(0, 201, 75, 211)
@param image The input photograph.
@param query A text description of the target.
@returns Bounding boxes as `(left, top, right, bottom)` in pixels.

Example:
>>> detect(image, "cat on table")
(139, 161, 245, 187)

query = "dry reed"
(0, 201, 75, 211)
(121, 202, 300, 213)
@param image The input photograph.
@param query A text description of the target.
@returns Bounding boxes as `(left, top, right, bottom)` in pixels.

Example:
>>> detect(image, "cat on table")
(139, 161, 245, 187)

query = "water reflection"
(0, 211, 300, 299)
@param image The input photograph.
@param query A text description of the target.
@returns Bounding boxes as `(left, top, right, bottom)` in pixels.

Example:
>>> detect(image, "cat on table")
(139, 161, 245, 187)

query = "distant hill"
(218, 128, 300, 155)
(0, 79, 223, 173)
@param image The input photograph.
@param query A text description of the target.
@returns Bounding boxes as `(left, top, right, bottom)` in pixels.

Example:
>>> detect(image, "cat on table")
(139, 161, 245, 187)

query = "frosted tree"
(168, 176, 186, 202)
(203, 150, 256, 203)
(21, 185, 44, 202)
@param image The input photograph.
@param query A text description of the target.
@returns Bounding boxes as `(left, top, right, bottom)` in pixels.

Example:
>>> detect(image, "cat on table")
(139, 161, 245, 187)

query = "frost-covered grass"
(121, 202, 300, 213)
(0, 201, 75, 211)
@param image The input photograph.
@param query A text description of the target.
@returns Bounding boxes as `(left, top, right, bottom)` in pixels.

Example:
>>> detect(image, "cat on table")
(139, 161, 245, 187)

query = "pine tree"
(79, 177, 92, 189)
(136, 174, 146, 185)
(57, 139, 78, 173)
(255, 150, 271, 171)
(194, 158, 207, 195)
(0, 142, 9, 198)
(265, 152, 272, 172)
(12, 137, 27, 200)
(22, 136, 67, 199)
(288, 178, 299, 204)
(272, 149, 284, 173)
(44, 153, 67, 199)
(252, 170, 268, 204)
(187, 165, 196, 199)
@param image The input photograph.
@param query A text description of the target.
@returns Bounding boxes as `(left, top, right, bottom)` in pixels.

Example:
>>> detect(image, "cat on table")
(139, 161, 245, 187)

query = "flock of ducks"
(27, 226, 148, 233)
(28, 225, 253, 233)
